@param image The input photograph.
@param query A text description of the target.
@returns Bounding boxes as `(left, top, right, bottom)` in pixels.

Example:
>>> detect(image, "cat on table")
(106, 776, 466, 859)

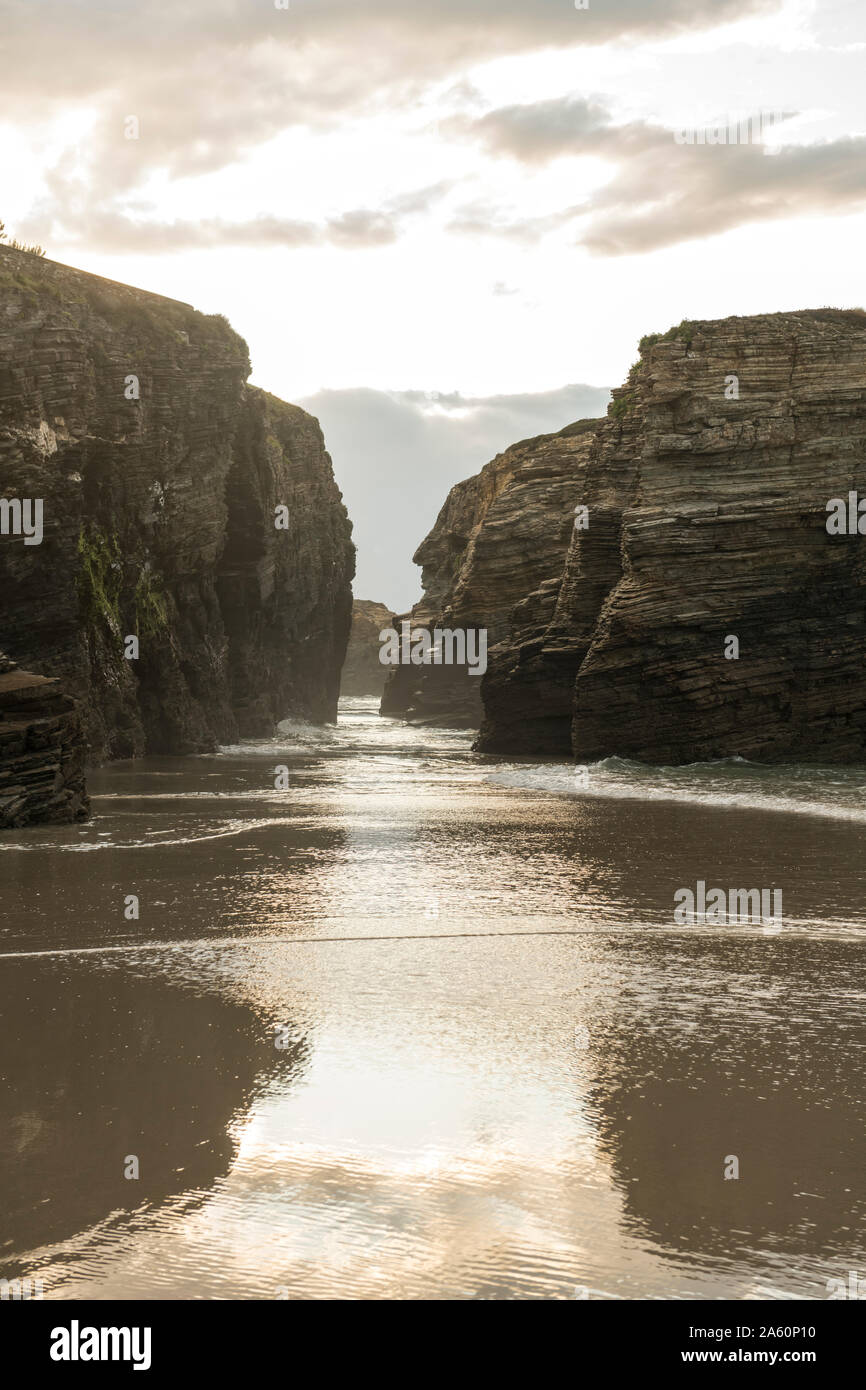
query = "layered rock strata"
(404, 310, 866, 765)
(0, 246, 355, 778)
(0, 650, 88, 827)
(380, 419, 598, 726)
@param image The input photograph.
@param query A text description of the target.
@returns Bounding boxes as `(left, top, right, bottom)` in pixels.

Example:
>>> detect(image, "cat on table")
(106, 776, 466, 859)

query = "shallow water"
(0, 698, 863, 1299)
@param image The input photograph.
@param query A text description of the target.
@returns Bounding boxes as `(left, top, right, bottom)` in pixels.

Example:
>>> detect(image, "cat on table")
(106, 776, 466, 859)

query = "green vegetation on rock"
(134, 567, 170, 638)
(608, 392, 636, 419)
(77, 526, 123, 637)
(638, 320, 695, 353)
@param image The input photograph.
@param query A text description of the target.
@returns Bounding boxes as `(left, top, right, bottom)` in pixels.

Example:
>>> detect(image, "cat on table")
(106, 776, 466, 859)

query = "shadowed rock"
(0, 650, 89, 827)
(0, 957, 307, 1269)
(406, 309, 866, 764)
(380, 419, 598, 727)
(0, 246, 355, 774)
(341, 599, 394, 697)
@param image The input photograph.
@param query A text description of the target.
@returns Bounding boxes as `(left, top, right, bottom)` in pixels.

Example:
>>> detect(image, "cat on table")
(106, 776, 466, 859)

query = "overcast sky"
(3, 0, 865, 607)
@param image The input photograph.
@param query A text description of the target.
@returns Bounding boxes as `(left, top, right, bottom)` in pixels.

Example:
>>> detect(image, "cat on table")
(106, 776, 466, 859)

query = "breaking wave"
(487, 755, 866, 824)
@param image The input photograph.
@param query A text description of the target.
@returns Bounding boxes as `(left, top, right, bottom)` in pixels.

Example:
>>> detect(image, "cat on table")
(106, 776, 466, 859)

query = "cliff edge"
(380, 419, 598, 726)
(0, 247, 355, 815)
(397, 310, 866, 765)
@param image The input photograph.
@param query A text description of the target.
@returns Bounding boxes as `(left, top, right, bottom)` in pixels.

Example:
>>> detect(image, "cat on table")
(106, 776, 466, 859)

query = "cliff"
(341, 600, 394, 696)
(0, 246, 355, 784)
(404, 310, 866, 766)
(380, 419, 598, 726)
(0, 650, 88, 828)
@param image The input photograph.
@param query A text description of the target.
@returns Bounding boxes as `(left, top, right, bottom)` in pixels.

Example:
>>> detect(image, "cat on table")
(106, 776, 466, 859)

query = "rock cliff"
(404, 310, 866, 766)
(341, 600, 394, 696)
(380, 419, 598, 726)
(0, 247, 355, 792)
(0, 650, 88, 828)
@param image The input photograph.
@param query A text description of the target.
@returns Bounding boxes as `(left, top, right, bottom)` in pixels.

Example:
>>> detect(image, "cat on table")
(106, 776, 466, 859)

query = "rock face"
(341, 600, 393, 696)
(407, 310, 866, 766)
(380, 419, 598, 726)
(0, 246, 355, 778)
(0, 650, 88, 827)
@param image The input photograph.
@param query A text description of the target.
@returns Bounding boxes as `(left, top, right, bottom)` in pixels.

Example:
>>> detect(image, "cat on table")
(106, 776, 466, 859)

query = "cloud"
(2, 0, 781, 250)
(297, 383, 611, 610)
(1, 2, 779, 119)
(450, 97, 866, 254)
(15, 171, 452, 254)
(3, 0, 795, 261)
(583, 131, 866, 255)
(326, 210, 397, 249)
(15, 209, 398, 255)
(455, 95, 791, 168)
(449, 97, 631, 162)
(448, 201, 580, 244)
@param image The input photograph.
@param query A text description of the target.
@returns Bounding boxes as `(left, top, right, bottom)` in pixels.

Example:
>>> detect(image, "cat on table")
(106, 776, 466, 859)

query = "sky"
(2, 0, 865, 608)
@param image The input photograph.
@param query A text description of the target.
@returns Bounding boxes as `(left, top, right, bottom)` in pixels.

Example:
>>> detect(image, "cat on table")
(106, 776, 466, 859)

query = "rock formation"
(341, 600, 394, 696)
(0, 247, 355, 794)
(380, 419, 598, 726)
(401, 310, 866, 766)
(0, 649, 88, 827)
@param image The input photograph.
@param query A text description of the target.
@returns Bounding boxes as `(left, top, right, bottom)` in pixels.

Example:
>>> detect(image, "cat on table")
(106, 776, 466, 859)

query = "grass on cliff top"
(808, 306, 866, 324)
(611, 305, 866, 413)
(0, 263, 70, 308)
(83, 289, 244, 351)
(0, 247, 249, 361)
(0, 221, 45, 255)
(638, 320, 695, 354)
(637, 307, 866, 359)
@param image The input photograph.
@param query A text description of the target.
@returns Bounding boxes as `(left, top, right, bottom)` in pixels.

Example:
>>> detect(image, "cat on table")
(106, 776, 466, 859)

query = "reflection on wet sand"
(0, 700, 863, 1299)
(584, 933, 866, 1297)
(0, 957, 306, 1282)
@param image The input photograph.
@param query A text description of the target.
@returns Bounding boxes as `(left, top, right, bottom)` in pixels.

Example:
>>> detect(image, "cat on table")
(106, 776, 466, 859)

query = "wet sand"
(1, 699, 863, 1299)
